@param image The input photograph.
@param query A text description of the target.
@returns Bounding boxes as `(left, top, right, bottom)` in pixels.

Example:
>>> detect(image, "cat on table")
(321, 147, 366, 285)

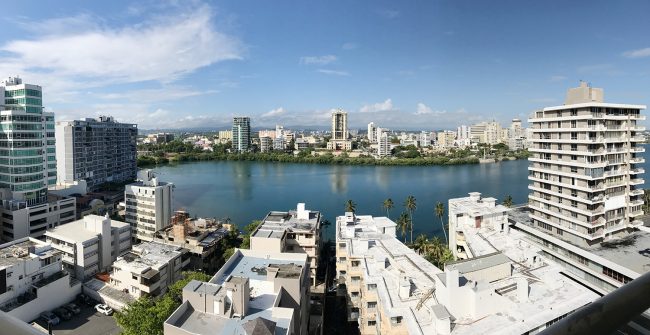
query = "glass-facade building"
(0, 77, 56, 205)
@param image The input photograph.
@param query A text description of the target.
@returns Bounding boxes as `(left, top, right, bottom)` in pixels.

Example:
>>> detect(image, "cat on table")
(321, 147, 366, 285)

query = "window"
(351, 260, 360, 267)
(351, 276, 361, 282)
(351, 291, 359, 298)
(367, 283, 377, 290)
(390, 316, 403, 325)
(367, 301, 377, 309)
(368, 320, 377, 327)
(602, 266, 631, 284)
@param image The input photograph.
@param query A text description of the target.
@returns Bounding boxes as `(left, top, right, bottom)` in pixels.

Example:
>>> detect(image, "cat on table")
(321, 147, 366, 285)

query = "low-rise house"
(110, 241, 189, 298)
(163, 249, 309, 335)
(45, 214, 131, 280)
(0, 238, 80, 322)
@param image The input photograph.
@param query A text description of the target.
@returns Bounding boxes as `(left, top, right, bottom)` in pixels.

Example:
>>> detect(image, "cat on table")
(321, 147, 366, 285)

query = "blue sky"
(1, 0, 650, 130)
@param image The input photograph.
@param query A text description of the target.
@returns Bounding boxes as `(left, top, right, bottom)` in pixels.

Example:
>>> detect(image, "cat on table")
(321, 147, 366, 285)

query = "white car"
(95, 304, 113, 316)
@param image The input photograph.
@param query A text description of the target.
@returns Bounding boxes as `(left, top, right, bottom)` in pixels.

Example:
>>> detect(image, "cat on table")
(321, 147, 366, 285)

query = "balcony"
(630, 179, 644, 186)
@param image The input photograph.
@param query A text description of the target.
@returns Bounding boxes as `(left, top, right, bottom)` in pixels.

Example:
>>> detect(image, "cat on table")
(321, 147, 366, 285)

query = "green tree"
(382, 198, 394, 218)
(240, 220, 262, 249)
(345, 199, 357, 213)
(413, 234, 430, 255)
(396, 212, 411, 243)
(503, 195, 513, 208)
(404, 195, 417, 243)
(435, 201, 448, 244)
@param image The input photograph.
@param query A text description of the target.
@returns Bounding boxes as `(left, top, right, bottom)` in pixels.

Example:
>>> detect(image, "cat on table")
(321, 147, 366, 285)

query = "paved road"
(41, 304, 121, 335)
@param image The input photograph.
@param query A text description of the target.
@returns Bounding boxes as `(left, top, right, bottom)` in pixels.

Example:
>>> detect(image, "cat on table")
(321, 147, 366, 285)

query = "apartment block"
(527, 82, 646, 246)
(0, 238, 81, 322)
(251, 203, 321, 287)
(154, 211, 230, 274)
(448, 192, 509, 260)
(125, 170, 173, 242)
(232, 117, 251, 152)
(336, 212, 598, 334)
(55, 116, 137, 191)
(327, 110, 352, 150)
(45, 214, 131, 280)
(110, 241, 189, 298)
(367, 122, 377, 143)
(436, 130, 456, 148)
(259, 136, 272, 153)
(0, 194, 76, 242)
(163, 249, 309, 335)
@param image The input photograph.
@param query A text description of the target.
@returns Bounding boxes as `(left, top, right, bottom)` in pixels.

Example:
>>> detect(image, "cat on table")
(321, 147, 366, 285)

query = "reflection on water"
(330, 166, 348, 194)
(232, 162, 252, 200)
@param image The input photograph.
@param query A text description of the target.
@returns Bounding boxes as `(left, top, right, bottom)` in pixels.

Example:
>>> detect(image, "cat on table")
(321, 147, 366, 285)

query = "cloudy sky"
(1, 0, 650, 130)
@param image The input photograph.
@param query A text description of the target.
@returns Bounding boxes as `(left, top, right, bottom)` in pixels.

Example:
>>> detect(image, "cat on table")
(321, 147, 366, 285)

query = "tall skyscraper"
(232, 117, 251, 152)
(0, 77, 76, 241)
(327, 109, 352, 150)
(0, 76, 56, 204)
(528, 82, 646, 246)
(367, 122, 377, 143)
(56, 116, 137, 191)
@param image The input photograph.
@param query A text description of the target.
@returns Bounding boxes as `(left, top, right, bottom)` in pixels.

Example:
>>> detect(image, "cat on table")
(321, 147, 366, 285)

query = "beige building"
(528, 82, 646, 246)
(110, 241, 189, 298)
(327, 109, 352, 150)
(125, 170, 174, 242)
(251, 203, 322, 287)
(436, 130, 456, 148)
(163, 249, 309, 335)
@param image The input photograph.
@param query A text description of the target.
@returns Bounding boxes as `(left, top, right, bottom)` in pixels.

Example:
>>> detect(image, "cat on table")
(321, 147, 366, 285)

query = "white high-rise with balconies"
(528, 81, 646, 247)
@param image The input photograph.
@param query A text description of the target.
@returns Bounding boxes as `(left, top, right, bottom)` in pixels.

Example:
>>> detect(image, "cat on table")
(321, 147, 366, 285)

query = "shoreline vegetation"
(137, 140, 530, 168)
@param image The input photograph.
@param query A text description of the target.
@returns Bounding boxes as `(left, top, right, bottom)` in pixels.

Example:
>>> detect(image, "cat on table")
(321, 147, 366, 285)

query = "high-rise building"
(470, 121, 503, 145)
(367, 122, 377, 143)
(437, 130, 456, 148)
(0, 77, 77, 242)
(528, 82, 646, 246)
(0, 77, 56, 204)
(125, 170, 174, 242)
(232, 117, 251, 152)
(55, 116, 137, 191)
(259, 136, 272, 152)
(457, 125, 470, 140)
(327, 109, 352, 150)
(377, 128, 391, 157)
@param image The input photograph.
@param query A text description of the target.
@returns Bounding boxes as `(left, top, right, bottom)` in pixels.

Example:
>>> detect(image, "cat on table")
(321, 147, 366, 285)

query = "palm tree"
(404, 195, 417, 243)
(396, 212, 410, 243)
(503, 195, 513, 208)
(643, 190, 650, 214)
(382, 198, 394, 219)
(413, 234, 430, 255)
(345, 200, 357, 213)
(435, 201, 448, 244)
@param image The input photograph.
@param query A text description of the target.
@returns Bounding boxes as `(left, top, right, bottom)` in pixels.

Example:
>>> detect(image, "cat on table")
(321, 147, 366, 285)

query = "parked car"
(53, 307, 72, 321)
(39, 311, 60, 326)
(95, 304, 113, 316)
(77, 293, 94, 306)
(64, 303, 81, 315)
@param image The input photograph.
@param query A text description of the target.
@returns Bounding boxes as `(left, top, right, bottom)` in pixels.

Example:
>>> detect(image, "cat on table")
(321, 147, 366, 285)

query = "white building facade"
(125, 170, 173, 242)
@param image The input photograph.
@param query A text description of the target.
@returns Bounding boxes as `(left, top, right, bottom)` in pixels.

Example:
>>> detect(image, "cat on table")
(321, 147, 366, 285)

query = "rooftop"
(113, 242, 184, 273)
(0, 238, 58, 269)
(449, 192, 509, 218)
(252, 203, 321, 239)
(541, 102, 646, 112)
(45, 215, 129, 243)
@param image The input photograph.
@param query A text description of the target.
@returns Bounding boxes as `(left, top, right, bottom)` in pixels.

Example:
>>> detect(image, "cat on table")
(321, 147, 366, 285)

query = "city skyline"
(1, 1, 650, 130)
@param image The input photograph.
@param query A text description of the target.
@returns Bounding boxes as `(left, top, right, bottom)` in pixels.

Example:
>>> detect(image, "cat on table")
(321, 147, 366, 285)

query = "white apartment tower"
(125, 170, 173, 242)
(367, 122, 377, 143)
(327, 109, 352, 150)
(528, 82, 646, 247)
(232, 117, 251, 152)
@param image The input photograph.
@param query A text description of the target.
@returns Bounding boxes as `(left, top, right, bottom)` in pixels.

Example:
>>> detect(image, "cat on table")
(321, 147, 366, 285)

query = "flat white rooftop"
(253, 204, 321, 239)
(113, 241, 183, 273)
(541, 102, 646, 112)
(449, 192, 509, 218)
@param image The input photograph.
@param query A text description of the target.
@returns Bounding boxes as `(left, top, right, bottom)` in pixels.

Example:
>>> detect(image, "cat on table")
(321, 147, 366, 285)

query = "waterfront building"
(436, 130, 456, 148)
(327, 109, 352, 150)
(419, 131, 432, 147)
(45, 214, 131, 280)
(217, 130, 232, 141)
(470, 121, 503, 145)
(527, 81, 646, 246)
(336, 212, 598, 335)
(377, 129, 391, 157)
(457, 125, 470, 140)
(258, 129, 276, 139)
(125, 170, 173, 242)
(250, 203, 322, 287)
(0, 238, 81, 322)
(259, 136, 272, 153)
(110, 241, 189, 298)
(448, 192, 509, 260)
(163, 249, 309, 335)
(367, 122, 377, 143)
(55, 116, 137, 191)
(143, 133, 174, 144)
(232, 117, 251, 152)
(153, 210, 230, 274)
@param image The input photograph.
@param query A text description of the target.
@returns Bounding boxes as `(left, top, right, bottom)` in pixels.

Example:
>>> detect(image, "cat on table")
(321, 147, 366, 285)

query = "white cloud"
(95, 86, 218, 103)
(0, 4, 243, 95)
(360, 99, 394, 113)
(623, 47, 650, 59)
(261, 107, 286, 118)
(317, 69, 350, 76)
(300, 55, 337, 65)
(415, 103, 446, 115)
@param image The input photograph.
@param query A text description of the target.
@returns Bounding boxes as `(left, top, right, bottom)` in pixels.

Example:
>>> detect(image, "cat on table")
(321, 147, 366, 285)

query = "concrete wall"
(8, 275, 80, 322)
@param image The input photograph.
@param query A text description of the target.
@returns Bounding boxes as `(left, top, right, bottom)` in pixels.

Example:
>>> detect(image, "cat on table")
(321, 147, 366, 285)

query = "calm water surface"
(152, 159, 535, 239)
